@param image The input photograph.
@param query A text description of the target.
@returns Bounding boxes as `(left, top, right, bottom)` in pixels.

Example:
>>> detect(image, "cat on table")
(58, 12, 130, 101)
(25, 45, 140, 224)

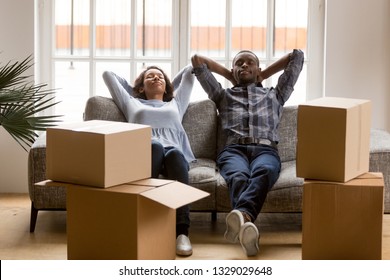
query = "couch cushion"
(273, 160, 304, 191)
(188, 158, 217, 211)
(189, 158, 216, 183)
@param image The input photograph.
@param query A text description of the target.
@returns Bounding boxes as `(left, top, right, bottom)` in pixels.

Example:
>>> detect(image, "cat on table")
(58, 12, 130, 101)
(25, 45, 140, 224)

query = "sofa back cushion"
(84, 96, 126, 122)
(182, 99, 218, 160)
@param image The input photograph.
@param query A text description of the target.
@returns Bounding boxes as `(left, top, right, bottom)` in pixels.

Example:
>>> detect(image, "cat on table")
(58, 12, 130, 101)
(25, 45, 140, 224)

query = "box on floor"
(302, 172, 384, 260)
(36, 179, 209, 260)
(46, 120, 152, 188)
(296, 97, 371, 182)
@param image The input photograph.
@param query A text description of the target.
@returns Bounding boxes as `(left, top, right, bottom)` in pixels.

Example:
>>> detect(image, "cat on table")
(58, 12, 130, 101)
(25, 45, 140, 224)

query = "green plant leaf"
(0, 54, 62, 151)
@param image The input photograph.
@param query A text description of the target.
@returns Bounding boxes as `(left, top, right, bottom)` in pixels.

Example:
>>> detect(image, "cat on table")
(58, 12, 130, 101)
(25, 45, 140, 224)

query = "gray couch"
(28, 96, 390, 232)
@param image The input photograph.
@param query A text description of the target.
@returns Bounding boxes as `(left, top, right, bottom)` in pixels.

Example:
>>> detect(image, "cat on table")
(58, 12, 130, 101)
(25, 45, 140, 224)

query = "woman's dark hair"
(133, 66, 174, 101)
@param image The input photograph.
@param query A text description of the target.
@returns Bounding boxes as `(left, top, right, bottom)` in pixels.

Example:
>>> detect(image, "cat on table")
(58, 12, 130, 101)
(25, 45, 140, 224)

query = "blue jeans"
(151, 140, 190, 234)
(217, 144, 281, 222)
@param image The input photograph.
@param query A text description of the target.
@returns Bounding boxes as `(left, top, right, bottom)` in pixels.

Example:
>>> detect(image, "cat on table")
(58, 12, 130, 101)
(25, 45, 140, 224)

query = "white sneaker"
(239, 222, 259, 257)
(176, 234, 193, 256)
(224, 210, 244, 243)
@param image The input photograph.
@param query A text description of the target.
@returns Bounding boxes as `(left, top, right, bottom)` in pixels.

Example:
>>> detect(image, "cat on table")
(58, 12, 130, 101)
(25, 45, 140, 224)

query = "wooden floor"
(1, 193, 389, 260)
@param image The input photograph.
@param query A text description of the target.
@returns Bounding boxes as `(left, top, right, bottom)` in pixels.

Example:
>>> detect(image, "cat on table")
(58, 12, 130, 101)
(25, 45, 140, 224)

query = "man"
(191, 49, 304, 256)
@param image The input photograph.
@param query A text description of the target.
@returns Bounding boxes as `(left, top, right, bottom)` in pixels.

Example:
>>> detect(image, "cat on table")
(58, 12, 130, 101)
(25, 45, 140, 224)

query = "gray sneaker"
(224, 210, 244, 243)
(176, 234, 193, 256)
(239, 222, 259, 257)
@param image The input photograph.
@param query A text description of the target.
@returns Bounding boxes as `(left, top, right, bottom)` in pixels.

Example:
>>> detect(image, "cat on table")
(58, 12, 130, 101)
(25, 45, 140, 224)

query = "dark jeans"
(151, 140, 190, 235)
(217, 144, 281, 222)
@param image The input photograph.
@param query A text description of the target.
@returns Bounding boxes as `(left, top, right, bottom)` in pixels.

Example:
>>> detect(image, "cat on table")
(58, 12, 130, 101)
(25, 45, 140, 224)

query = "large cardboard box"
(296, 97, 371, 182)
(302, 172, 384, 260)
(43, 178, 209, 260)
(46, 120, 151, 188)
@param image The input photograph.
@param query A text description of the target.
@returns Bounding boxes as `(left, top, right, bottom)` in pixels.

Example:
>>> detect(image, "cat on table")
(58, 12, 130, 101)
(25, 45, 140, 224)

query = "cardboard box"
(302, 172, 384, 260)
(296, 97, 371, 182)
(38, 178, 210, 260)
(46, 120, 151, 188)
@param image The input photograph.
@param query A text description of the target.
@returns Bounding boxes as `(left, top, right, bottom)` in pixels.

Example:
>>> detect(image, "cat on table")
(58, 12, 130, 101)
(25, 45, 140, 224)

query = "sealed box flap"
(303, 97, 370, 109)
(344, 172, 384, 187)
(305, 172, 384, 187)
(127, 178, 175, 187)
(139, 181, 209, 209)
(48, 120, 150, 135)
(106, 184, 155, 194)
(355, 172, 383, 180)
(35, 180, 156, 194)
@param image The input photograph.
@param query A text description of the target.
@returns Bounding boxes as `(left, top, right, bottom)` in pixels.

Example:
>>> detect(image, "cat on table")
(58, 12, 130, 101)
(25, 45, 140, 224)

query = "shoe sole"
(176, 249, 193, 256)
(224, 210, 244, 243)
(239, 222, 259, 257)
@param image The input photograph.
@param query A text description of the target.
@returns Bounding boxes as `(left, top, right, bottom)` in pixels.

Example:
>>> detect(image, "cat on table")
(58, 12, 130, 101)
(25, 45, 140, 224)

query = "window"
(36, 0, 324, 122)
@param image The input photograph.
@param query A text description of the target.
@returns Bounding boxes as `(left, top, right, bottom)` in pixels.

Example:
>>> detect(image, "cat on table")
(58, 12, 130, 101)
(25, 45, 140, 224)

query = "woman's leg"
(163, 147, 192, 256)
(163, 147, 190, 236)
(151, 140, 164, 178)
(164, 147, 189, 184)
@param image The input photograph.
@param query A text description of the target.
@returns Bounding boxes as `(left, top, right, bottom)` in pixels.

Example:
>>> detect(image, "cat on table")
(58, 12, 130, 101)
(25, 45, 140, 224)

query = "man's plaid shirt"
(193, 49, 304, 146)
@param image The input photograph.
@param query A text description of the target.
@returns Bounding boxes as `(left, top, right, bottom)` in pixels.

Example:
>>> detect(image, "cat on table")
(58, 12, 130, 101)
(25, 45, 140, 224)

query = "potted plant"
(0, 54, 61, 151)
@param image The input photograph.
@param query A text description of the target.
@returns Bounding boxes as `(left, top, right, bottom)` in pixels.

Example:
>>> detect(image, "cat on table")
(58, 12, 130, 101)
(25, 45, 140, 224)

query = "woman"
(103, 65, 195, 256)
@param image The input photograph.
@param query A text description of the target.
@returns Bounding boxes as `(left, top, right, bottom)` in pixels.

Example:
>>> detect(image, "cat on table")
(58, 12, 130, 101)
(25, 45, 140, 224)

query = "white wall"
(324, 0, 390, 131)
(0, 0, 34, 193)
(0, 0, 390, 193)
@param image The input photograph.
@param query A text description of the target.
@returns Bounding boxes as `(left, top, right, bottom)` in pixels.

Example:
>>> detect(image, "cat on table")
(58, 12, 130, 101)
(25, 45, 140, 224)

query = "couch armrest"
(28, 133, 47, 198)
(278, 105, 298, 162)
(369, 129, 390, 213)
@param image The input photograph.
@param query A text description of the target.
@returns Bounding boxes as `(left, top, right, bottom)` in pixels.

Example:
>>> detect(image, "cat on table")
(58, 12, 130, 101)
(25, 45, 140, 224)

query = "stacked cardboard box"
(38, 120, 209, 260)
(296, 97, 384, 260)
(296, 97, 371, 182)
(46, 120, 152, 187)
